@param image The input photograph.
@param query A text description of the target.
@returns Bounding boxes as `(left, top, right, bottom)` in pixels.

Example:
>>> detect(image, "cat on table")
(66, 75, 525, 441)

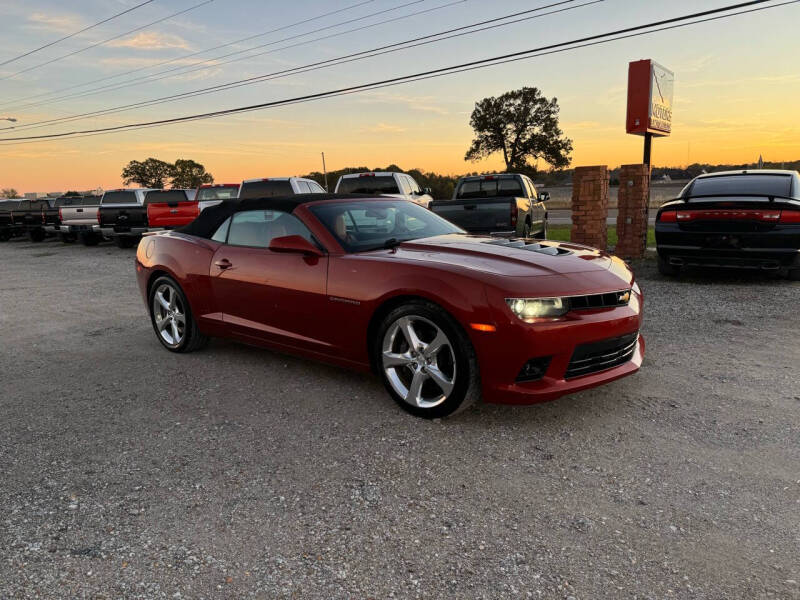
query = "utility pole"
(321, 152, 329, 192)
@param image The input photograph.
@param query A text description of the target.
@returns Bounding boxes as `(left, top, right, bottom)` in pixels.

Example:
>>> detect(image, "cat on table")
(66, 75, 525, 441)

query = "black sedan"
(655, 170, 800, 279)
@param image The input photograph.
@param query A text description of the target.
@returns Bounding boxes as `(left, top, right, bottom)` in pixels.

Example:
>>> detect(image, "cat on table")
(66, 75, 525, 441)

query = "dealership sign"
(626, 59, 674, 137)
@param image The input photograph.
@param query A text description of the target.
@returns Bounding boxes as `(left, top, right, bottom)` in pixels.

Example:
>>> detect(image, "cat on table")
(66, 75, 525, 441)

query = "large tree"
(1, 188, 20, 198)
(121, 158, 175, 188)
(464, 86, 573, 172)
(171, 159, 213, 188)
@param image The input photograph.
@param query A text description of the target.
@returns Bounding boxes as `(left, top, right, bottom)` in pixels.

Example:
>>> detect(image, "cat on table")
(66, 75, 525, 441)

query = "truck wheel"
(115, 236, 135, 249)
(28, 228, 46, 242)
(80, 232, 100, 246)
(60, 233, 76, 243)
(522, 222, 531, 238)
(375, 300, 480, 419)
(149, 276, 209, 353)
(788, 268, 800, 281)
(0, 230, 11, 242)
(658, 255, 680, 277)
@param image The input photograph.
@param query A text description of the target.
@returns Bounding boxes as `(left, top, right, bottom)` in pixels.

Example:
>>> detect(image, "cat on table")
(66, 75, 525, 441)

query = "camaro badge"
(618, 291, 631, 304)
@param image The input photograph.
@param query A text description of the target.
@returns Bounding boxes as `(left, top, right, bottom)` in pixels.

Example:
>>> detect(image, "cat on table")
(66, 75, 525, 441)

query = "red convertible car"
(135, 194, 644, 418)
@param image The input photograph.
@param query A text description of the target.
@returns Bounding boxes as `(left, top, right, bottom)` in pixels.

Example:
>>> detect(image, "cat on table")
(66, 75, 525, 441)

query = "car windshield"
(197, 186, 239, 201)
(145, 190, 191, 204)
(239, 180, 293, 199)
(456, 177, 524, 199)
(310, 200, 463, 253)
(689, 174, 793, 199)
(102, 191, 138, 204)
(337, 175, 400, 195)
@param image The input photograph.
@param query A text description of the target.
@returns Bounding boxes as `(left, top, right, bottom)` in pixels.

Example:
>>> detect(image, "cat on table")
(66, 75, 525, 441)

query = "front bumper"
(474, 286, 644, 405)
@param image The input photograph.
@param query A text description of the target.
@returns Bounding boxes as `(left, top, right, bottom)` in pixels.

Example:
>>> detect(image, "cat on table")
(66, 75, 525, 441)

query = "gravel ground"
(1, 235, 799, 599)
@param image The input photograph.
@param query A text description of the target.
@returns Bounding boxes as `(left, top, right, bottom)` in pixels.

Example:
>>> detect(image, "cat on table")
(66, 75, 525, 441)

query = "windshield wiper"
(383, 237, 403, 249)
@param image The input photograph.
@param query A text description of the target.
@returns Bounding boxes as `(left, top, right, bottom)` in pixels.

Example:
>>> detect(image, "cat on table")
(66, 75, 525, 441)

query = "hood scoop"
(483, 238, 572, 256)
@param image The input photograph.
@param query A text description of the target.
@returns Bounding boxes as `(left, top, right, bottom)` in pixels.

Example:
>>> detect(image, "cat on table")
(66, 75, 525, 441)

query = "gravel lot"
(1, 236, 799, 599)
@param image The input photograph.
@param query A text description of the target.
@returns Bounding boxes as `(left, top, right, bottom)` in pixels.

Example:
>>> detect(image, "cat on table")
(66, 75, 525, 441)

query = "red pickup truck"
(147, 183, 240, 229)
(144, 189, 195, 230)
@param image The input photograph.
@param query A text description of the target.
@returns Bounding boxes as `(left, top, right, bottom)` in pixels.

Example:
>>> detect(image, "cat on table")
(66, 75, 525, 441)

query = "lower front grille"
(565, 333, 639, 379)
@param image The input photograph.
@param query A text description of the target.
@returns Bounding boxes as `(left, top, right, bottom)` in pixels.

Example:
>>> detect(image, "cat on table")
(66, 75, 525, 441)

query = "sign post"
(626, 59, 674, 246)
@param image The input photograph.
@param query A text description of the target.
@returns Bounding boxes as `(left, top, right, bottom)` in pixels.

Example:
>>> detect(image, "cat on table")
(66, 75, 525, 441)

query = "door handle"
(214, 258, 232, 269)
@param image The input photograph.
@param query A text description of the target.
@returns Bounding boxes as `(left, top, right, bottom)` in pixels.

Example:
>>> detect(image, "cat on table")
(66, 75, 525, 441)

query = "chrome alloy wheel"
(152, 283, 186, 347)
(381, 315, 457, 409)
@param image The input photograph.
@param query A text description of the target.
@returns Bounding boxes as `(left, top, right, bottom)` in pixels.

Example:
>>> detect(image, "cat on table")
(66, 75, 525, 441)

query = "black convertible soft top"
(177, 193, 380, 239)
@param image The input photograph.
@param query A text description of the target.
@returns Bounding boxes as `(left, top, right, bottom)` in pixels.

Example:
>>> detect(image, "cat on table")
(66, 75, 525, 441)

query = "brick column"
(615, 164, 650, 259)
(571, 166, 609, 250)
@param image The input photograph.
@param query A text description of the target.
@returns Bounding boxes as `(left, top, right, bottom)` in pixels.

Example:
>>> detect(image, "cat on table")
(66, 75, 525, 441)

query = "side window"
(407, 176, 421, 195)
(310, 182, 326, 193)
(211, 217, 231, 242)
(226, 210, 314, 248)
(295, 181, 312, 193)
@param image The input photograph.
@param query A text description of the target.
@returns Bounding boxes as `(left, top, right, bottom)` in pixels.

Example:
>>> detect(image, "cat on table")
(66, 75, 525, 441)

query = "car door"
(208, 209, 331, 352)
(523, 177, 545, 234)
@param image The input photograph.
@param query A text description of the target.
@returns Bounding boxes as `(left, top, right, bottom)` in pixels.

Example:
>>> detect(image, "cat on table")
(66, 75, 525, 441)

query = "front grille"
(565, 333, 639, 379)
(568, 290, 631, 311)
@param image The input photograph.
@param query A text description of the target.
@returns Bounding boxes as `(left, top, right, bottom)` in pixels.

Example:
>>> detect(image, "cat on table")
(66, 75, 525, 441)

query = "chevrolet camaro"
(135, 194, 644, 418)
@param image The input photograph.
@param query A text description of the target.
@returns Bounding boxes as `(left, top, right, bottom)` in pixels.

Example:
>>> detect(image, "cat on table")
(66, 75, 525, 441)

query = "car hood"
(387, 234, 622, 277)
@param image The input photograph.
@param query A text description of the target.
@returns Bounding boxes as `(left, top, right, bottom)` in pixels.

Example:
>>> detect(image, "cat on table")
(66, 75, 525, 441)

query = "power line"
(8, 0, 590, 133)
(0, 0, 794, 144)
(2, 0, 439, 113)
(0, 0, 216, 82)
(0, 0, 156, 68)
(0, 0, 377, 110)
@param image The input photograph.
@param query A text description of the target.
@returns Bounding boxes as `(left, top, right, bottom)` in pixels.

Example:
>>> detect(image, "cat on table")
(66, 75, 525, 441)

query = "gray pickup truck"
(431, 173, 549, 238)
(59, 195, 103, 245)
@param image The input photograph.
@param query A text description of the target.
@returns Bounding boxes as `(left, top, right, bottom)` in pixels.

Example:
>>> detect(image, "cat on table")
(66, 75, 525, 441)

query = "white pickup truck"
(334, 171, 433, 208)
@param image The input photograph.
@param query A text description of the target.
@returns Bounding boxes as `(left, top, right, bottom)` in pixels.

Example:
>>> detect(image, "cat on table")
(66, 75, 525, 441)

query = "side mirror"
(269, 234, 324, 257)
(423, 187, 432, 195)
(539, 191, 550, 202)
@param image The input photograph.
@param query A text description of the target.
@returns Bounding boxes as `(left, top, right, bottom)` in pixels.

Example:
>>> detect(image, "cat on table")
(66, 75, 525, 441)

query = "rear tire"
(148, 275, 209, 353)
(79, 232, 100, 246)
(658, 255, 680, 277)
(60, 232, 76, 243)
(522, 222, 531, 239)
(115, 235, 135, 249)
(375, 300, 480, 419)
(28, 228, 46, 242)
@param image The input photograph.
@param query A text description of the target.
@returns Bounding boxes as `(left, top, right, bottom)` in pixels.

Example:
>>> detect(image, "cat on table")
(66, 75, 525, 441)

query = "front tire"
(375, 300, 480, 419)
(148, 276, 209, 353)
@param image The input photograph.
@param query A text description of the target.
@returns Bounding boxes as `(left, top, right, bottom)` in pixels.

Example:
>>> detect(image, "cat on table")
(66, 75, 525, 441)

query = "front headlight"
(506, 297, 568, 322)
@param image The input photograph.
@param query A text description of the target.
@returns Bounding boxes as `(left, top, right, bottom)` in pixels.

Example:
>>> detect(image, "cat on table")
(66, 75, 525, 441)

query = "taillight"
(59, 208, 63, 221)
(510, 203, 518, 227)
(658, 210, 677, 222)
(96, 209, 101, 221)
(780, 210, 800, 223)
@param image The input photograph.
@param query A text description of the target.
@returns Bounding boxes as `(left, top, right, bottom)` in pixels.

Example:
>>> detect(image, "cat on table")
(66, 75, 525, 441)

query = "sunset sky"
(1, 0, 799, 193)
